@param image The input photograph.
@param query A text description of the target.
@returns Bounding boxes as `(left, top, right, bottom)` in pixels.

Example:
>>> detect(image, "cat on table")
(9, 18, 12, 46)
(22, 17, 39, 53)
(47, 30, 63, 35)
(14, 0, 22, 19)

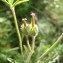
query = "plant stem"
(11, 7, 22, 53)
(25, 36, 36, 63)
(36, 33, 63, 61)
(44, 54, 57, 63)
(32, 36, 35, 51)
(25, 51, 34, 63)
(26, 36, 31, 51)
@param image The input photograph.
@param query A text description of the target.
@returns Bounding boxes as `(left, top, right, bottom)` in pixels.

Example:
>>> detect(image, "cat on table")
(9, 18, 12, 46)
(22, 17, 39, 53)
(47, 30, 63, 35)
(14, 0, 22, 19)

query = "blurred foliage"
(0, 17, 12, 48)
(0, 0, 63, 63)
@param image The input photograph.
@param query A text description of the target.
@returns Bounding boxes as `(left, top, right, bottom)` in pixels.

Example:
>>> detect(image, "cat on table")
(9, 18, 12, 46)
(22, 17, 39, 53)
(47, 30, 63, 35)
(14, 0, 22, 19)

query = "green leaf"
(7, 58, 17, 63)
(1, 0, 8, 4)
(13, 0, 29, 7)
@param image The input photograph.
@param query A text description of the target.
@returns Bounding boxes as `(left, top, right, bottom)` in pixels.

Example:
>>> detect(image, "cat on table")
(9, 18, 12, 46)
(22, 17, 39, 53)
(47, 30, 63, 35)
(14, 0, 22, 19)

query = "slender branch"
(32, 36, 36, 51)
(36, 33, 63, 61)
(25, 51, 34, 63)
(26, 36, 31, 51)
(10, 7, 22, 53)
(25, 36, 36, 63)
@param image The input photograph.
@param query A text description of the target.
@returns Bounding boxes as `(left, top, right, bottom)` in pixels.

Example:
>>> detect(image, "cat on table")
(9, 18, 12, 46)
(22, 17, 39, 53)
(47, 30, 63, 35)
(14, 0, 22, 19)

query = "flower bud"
(21, 18, 29, 36)
(29, 24, 38, 37)
(29, 12, 38, 37)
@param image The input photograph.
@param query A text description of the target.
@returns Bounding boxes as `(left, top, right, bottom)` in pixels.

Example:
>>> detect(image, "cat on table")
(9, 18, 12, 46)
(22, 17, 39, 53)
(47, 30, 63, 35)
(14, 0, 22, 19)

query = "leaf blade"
(13, 0, 29, 7)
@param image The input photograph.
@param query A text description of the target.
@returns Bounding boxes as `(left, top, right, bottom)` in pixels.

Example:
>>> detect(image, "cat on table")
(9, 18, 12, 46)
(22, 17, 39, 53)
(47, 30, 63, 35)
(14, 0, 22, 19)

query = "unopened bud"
(21, 18, 29, 35)
(22, 18, 27, 26)
(29, 12, 38, 37)
(29, 24, 38, 37)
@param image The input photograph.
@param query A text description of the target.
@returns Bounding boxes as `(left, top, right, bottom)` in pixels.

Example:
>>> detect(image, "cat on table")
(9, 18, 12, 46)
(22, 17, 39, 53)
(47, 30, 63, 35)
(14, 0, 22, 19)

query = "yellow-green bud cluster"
(21, 12, 38, 37)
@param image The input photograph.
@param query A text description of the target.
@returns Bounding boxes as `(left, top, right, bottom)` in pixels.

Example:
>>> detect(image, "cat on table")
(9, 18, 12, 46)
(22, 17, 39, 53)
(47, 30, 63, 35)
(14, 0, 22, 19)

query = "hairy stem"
(37, 33, 63, 61)
(11, 7, 22, 53)
(32, 36, 35, 51)
(26, 36, 31, 51)
(25, 51, 34, 63)
(25, 36, 36, 63)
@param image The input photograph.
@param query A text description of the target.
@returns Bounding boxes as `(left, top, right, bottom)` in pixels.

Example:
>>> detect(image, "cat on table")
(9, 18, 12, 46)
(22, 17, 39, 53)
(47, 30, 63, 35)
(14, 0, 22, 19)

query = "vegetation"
(0, 0, 63, 63)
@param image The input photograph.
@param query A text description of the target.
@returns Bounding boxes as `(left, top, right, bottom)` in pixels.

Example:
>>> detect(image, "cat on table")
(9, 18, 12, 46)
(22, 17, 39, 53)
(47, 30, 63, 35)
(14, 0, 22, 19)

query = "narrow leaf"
(13, 0, 29, 7)
(1, 0, 8, 4)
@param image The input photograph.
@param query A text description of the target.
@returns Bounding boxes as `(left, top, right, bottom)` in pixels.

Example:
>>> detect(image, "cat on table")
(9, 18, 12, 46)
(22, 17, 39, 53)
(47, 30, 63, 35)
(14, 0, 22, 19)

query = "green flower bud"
(21, 18, 29, 36)
(29, 12, 38, 37)
(29, 24, 38, 37)
(21, 13, 39, 37)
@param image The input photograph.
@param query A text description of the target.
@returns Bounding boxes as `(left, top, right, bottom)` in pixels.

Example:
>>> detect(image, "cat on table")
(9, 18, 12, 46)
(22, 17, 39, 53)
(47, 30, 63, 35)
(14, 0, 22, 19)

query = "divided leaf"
(13, 0, 29, 7)
(1, 0, 29, 7)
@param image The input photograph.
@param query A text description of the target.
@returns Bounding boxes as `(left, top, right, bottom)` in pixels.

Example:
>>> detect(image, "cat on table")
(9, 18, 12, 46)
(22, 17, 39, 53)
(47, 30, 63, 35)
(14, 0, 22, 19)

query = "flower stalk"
(32, 36, 36, 51)
(26, 36, 31, 51)
(11, 7, 22, 53)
